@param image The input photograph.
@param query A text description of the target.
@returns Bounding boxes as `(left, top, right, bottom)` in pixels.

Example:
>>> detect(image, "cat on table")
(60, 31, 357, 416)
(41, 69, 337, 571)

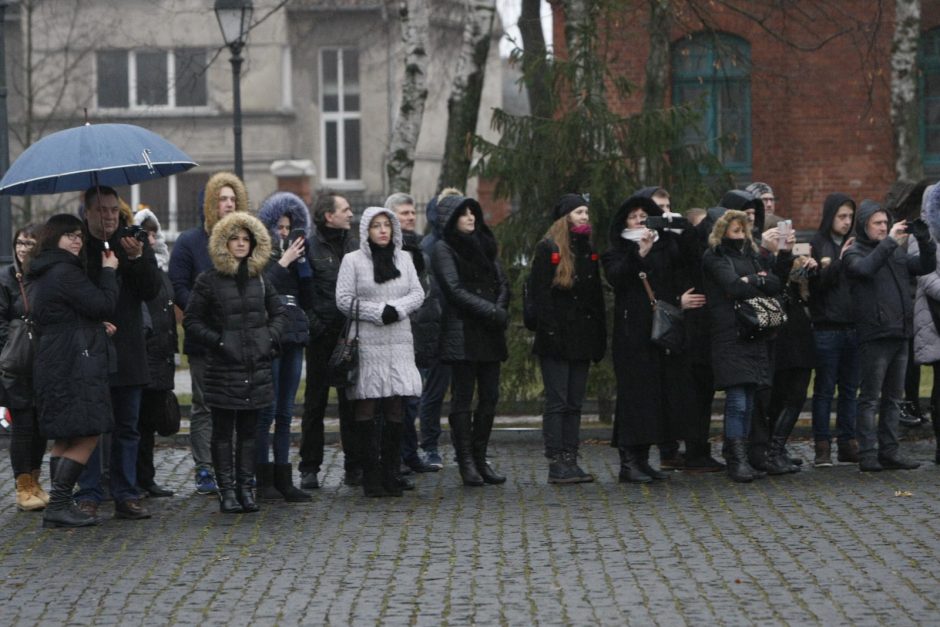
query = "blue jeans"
(724, 385, 756, 440)
(856, 338, 906, 459)
(256, 344, 304, 465)
(76, 385, 143, 503)
(811, 329, 860, 443)
(419, 360, 451, 453)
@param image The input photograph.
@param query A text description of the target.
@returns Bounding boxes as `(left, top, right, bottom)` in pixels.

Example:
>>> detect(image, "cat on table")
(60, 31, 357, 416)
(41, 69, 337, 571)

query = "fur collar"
(208, 212, 271, 277)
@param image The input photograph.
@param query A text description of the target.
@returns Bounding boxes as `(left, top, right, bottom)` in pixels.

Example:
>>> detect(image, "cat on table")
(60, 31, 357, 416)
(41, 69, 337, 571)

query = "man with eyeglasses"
(73, 186, 161, 521)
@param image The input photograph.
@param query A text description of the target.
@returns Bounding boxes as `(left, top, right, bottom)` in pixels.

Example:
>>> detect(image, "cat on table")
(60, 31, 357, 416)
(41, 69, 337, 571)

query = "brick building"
(555, 2, 940, 228)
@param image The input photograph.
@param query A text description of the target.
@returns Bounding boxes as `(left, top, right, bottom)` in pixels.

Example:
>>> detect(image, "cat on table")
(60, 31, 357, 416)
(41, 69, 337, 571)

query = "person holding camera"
(603, 192, 704, 483)
(255, 192, 315, 502)
(843, 201, 936, 471)
(74, 186, 161, 521)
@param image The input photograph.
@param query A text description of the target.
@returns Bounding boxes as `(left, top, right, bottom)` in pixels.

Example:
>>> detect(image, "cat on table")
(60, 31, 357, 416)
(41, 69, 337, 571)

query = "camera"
(643, 215, 690, 230)
(907, 218, 930, 240)
(120, 224, 149, 243)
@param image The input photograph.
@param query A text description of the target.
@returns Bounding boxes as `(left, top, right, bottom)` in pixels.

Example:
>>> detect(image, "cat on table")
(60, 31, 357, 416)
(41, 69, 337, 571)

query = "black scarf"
(445, 230, 497, 276)
(369, 240, 401, 284)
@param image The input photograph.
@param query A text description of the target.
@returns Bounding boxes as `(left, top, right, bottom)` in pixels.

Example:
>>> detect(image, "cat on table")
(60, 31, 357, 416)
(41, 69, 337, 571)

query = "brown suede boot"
(15, 474, 45, 511)
(813, 440, 833, 468)
(836, 439, 859, 463)
(31, 469, 49, 505)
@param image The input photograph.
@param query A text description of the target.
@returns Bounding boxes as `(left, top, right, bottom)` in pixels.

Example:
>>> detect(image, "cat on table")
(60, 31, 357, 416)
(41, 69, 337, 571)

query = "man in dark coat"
(74, 186, 162, 520)
(808, 193, 859, 467)
(298, 190, 359, 489)
(843, 200, 936, 471)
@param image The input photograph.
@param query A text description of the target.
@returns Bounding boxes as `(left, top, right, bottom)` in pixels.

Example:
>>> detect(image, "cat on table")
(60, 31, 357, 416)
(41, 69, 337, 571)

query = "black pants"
(539, 356, 589, 458)
(9, 405, 44, 476)
(450, 361, 500, 417)
(136, 389, 165, 489)
(689, 363, 715, 445)
(211, 408, 258, 448)
(299, 326, 356, 474)
(357, 397, 403, 423)
(767, 368, 812, 428)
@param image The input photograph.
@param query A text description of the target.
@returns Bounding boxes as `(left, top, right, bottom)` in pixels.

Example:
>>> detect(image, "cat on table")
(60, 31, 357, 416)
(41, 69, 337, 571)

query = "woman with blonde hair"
(529, 194, 606, 483)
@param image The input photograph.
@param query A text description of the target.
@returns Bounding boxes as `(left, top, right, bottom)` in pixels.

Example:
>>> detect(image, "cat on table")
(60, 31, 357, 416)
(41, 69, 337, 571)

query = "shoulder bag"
(638, 272, 685, 353)
(0, 275, 38, 377)
(327, 298, 360, 388)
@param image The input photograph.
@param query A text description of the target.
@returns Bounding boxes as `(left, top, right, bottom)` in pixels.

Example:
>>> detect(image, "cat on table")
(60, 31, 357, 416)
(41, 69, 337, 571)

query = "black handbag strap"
(344, 298, 360, 340)
(15, 272, 28, 316)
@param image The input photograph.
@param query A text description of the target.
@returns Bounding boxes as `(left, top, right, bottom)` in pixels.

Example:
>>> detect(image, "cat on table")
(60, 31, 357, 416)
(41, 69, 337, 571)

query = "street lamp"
(214, 0, 253, 181)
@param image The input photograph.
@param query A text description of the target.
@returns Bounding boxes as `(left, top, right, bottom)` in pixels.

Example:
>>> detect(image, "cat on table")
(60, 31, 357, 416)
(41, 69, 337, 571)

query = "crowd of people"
(4, 171, 940, 528)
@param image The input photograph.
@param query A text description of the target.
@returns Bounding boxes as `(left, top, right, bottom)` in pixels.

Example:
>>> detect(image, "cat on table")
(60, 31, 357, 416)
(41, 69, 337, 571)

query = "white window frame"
(319, 47, 362, 186)
(130, 175, 180, 240)
(97, 49, 209, 112)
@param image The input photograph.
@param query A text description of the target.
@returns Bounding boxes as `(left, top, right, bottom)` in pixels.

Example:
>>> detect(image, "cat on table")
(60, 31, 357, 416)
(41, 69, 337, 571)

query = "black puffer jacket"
(431, 195, 510, 363)
(144, 271, 178, 392)
(306, 224, 357, 339)
(29, 249, 119, 439)
(531, 231, 605, 361)
(184, 213, 287, 410)
(843, 200, 936, 344)
(702, 211, 782, 390)
(403, 230, 441, 368)
(809, 193, 857, 327)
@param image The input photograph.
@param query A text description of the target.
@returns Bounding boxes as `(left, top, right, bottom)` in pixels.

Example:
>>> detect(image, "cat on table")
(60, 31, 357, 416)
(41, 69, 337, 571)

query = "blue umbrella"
(0, 123, 198, 196)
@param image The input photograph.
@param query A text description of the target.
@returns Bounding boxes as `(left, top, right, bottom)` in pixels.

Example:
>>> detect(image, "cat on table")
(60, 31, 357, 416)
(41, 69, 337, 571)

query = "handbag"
(327, 299, 360, 388)
(155, 390, 182, 437)
(638, 272, 685, 353)
(0, 275, 37, 377)
(734, 296, 787, 341)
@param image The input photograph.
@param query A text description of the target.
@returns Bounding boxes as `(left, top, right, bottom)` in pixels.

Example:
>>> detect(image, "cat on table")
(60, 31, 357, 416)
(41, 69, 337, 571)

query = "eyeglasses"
(63, 232, 83, 242)
(14, 240, 34, 248)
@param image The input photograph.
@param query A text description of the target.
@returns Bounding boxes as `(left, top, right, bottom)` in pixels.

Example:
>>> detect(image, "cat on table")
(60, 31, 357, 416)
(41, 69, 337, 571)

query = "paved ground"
(0, 437, 939, 625)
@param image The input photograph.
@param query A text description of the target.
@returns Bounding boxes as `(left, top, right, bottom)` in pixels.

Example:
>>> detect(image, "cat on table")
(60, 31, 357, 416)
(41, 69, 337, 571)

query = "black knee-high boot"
(42, 458, 97, 528)
(358, 419, 386, 497)
(235, 432, 259, 513)
(449, 413, 483, 486)
(471, 412, 505, 484)
(636, 444, 670, 481)
(212, 440, 241, 513)
(765, 408, 801, 475)
(381, 421, 404, 497)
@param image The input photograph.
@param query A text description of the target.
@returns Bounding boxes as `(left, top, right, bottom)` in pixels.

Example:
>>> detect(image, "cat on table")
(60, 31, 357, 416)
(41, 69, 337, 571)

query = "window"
(96, 49, 208, 109)
(671, 33, 751, 176)
(130, 171, 211, 237)
(320, 48, 361, 183)
(921, 28, 940, 166)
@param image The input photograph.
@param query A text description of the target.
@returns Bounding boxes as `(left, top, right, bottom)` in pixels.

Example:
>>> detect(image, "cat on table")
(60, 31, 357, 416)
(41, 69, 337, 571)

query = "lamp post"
(214, 0, 253, 181)
(0, 1, 13, 265)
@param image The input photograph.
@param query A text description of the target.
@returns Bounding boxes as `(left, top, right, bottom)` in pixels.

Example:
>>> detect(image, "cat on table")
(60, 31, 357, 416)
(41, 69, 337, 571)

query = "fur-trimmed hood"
(921, 183, 940, 241)
(708, 209, 758, 251)
(257, 191, 312, 242)
(208, 212, 271, 277)
(203, 172, 249, 234)
(133, 207, 169, 271)
(359, 206, 403, 257)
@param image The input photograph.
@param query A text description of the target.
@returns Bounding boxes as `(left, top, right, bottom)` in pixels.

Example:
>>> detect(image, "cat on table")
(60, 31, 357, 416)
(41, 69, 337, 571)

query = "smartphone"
(792, 242, 811, 256)
(289, 228, 306, 244)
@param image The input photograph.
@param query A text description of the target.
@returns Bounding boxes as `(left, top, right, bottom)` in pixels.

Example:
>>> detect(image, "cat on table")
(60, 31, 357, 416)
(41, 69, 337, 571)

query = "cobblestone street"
(0, 437, 939, 625)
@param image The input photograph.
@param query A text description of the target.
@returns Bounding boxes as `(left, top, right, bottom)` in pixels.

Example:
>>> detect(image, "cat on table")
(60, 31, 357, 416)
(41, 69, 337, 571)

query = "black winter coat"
(530, 233, 606, 362)
(29, 249, 119, 438)
(703, 242, 782, 389)
(306, 225, 357, 339)
(263, 252, 314, 347)
(84, 228, 161, 387)
(844, 200, 937, 344)
(144, 271, 178, 392)
(403, 230, 441, 369)
(431, 196, 510, 363)
(774, 278, 816, 371)
(0, 264, 32, 408)
(809, 193, 857, 327)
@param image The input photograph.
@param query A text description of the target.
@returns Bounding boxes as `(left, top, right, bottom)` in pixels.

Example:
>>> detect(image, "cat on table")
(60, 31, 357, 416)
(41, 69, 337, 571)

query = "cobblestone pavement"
(1, 437, 939, 625)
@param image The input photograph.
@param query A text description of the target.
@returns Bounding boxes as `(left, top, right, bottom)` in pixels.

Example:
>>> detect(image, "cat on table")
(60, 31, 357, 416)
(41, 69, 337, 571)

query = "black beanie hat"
(554, 193, 588, 221)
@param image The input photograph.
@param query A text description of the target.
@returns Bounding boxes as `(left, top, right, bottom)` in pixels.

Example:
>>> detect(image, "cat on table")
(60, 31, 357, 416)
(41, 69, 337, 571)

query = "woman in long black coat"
(603, 194, 705, 483)
(431, 194, 510, 487)
(702, 209, 782, 483)
(184, 212, 287, 514)
(530, 194, 605, 484)
(29, 214, 119, 528)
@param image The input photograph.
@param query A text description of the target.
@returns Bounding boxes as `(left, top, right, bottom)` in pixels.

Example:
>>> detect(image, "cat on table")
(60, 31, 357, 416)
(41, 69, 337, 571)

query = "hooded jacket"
(306, 219, 358, 340)
(334, 207, 424, 400)
(169, 171, 249, 356)
(914, 184, 940, 364)
(808, 193, 857, 327)
(402, 229, 441, 368)
(183, 212, 287, 410)
(134, 208, 178, 391)
(29, 248, 119, 439)
(431, 195, 510, 363)
(843, 199, 936, 344)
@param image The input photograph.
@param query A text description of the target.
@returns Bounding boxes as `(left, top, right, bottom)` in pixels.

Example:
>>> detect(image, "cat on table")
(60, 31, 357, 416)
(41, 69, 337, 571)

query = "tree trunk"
(890, 0, 922, 183)
(643, 0, 670, 112)
(437, 0, 496, 192)
(387, 0, 430, 193)
(519, 0, 552, 120)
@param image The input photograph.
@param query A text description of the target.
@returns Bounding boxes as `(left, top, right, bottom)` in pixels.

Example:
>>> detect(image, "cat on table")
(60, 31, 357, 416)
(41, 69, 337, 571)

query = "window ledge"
(320, 181, 366, 192)
(95, 107, 217, 117)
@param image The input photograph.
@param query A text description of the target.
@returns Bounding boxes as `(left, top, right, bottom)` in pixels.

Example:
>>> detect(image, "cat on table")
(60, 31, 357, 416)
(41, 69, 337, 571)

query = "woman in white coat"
(912, 183, 940, 463)
(336, 207, 424, 496)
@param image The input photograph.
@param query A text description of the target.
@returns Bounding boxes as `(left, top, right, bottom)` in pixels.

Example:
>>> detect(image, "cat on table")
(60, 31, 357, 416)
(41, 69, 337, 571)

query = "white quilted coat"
(335, 207, 424, 400)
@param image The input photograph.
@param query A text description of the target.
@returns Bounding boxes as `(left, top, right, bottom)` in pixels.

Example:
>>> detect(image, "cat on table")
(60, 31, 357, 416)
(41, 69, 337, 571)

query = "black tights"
(9, 406, 45, 476)
(211, 408, 258, 447)
(355, 397, 402, 423)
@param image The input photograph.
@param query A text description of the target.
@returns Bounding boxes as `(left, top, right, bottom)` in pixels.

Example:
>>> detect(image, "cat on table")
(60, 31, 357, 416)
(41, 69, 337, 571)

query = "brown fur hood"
(203, 171, 249, 234)
(708, 209, 758, 252)
(208, 212, 271, 277)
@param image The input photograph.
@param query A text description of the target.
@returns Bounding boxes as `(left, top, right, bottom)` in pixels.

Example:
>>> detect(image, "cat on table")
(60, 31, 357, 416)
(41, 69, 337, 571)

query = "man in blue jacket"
(843, 200, 936, 471)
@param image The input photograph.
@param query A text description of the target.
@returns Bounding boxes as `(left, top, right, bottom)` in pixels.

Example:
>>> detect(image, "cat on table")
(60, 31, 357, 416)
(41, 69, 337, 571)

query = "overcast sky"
(496, 0, 554, 57)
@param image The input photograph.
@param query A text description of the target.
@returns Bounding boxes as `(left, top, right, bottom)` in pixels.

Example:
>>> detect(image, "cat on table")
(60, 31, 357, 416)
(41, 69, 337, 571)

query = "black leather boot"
(273, 464, 312, 502)
(637, 444, 670, 480)
(683, 439, 725, 473)
(618, 446, 653, 483)
(256, 463, 281, 501)
(765, 408, 801, 475)
(726, 438, 758, 483)
(933, 401, 940, 465)
(449, 413, 484, 486)
(235, 436, 259, 513)
(212, 440, 241, 513)
(357, 419, 387, 497)
(381, 421, 405, 497)
(42, 458, 98, 529)
(471, 412, 506, 484)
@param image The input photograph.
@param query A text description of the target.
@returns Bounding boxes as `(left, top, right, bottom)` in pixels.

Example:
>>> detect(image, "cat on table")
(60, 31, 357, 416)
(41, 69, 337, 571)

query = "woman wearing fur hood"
(184, 212, 287, 514)
(702, 209, 782, 483)
(335, 207, 424, 497)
